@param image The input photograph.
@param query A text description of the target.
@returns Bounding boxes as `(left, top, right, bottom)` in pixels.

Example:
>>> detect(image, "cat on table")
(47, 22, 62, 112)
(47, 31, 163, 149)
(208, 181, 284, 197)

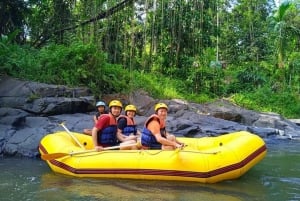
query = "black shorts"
(142, 143, 162, 150)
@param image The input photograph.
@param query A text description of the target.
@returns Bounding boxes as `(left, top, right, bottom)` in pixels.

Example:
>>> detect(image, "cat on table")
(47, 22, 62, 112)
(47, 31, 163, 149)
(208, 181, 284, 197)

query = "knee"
(124, 140, 136, 144)
(167, 134, 175, 141)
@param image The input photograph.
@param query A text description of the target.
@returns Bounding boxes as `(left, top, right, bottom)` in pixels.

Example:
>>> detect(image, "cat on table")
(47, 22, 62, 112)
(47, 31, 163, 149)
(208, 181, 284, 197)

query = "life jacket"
(117, 115, 137, 136)
(141, 114, 166, 148)
(98, 114, 118, 146)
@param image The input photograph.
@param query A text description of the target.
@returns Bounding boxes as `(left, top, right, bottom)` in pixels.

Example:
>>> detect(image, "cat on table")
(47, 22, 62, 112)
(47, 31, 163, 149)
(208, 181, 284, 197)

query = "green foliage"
(224, 64, 268, 94)
(0, 40, 133, 96)
(27, 93, 40, 103)
(1, 0, 300, 119)
(231, 87, 300, 118)
(0, 1, 29, 43)
(131, 71, 185, 99)
(185, 64, 225, 97)
(37, 41, 107, 86)
(184, 93, 212, 104)
(287, 52, 300, 91)
(1, 41, 300, 118)
(100, 63, 130, 94)
(0, 37, 38, 77)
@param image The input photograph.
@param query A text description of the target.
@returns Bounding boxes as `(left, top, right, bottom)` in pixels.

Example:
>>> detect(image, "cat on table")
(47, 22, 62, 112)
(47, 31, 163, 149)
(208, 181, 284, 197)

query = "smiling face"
(156, 108, 168, 120)
(126, 110, 136, 118)
(110, 106, 122, 117)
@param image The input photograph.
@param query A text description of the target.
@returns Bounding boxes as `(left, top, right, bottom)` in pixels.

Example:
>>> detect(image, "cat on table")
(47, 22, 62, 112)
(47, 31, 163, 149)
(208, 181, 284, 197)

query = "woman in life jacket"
(117, 104, 141, 143)
(141, 103, 184, 150)
(91, 100, 137, 151)
(83, 101, 107, 135)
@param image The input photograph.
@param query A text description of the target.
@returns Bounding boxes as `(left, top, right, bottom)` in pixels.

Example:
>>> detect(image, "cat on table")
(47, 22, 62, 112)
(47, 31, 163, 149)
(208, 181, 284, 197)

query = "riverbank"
(289, 119, 300, 126)
(1, 76, 300, 158)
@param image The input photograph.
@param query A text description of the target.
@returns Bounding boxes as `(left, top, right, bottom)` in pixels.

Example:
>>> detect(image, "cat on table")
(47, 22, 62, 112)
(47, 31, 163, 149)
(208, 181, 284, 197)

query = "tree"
(220, 0, 273, 65)
(0, 0, 29, 43)
(271, 1, 293, 68)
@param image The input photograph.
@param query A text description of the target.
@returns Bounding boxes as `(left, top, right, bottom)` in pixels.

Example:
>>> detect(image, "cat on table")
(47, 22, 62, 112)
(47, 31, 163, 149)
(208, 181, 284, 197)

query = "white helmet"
(96, 101, 106, 107)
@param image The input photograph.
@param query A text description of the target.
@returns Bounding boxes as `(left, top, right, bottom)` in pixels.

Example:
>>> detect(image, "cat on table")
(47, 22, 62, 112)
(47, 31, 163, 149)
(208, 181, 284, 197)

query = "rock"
(0, 107, 29, 126)
(288, 119, 300, 126)
(0, 76, 95, 115)
(0, 76, 300, 158)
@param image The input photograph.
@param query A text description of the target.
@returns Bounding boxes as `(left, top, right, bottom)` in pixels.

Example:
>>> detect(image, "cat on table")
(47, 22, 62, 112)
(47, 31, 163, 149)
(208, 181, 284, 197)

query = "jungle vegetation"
(0, 0, 300, 118)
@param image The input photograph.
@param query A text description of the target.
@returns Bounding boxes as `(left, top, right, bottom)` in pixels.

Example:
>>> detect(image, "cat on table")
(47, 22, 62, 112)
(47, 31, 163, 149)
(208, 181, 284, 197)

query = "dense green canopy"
(0, 0, 300, 118)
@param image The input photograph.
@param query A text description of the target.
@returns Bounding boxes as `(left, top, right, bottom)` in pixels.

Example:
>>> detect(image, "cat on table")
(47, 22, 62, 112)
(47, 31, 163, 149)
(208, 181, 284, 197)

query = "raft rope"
(71, 149, 220, 157)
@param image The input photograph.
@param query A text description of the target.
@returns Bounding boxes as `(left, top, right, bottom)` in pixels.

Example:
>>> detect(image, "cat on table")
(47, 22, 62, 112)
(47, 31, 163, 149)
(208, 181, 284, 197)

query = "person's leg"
(83, 129, 92, 135)
(120, 140, 138, 150)
(161, 135, 176, 150)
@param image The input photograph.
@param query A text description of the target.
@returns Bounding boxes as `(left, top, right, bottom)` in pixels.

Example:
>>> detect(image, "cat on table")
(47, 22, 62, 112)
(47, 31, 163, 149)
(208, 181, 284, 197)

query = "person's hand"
(175, 143, 184, 149)
(95, 146, 104, 151)
(127, 134, 137, 141)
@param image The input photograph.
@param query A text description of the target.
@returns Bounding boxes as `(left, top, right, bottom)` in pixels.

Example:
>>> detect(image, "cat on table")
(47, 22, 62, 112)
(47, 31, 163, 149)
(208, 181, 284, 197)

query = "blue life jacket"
(118, 115, 137, 136)
(141, 114, 166, 149)
(97, 114, 118, 146)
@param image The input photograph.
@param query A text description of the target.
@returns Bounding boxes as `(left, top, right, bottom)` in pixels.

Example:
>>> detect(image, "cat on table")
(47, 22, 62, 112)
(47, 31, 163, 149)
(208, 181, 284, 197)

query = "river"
(1, 139, 299, 201)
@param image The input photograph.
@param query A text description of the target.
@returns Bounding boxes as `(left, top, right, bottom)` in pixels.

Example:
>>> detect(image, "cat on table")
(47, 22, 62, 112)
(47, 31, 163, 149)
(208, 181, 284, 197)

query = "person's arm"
(166, 131, 184, 146)
(117, 117, 127, 131)
(148, 121, 181, 148)
(93, 115, 98, 124)
(92, 115, 110, 151)
(92, 127, 103, 151)
(117, 117, 137, 142)
(117, 130, 137, 142)
(136, 129, 141, 137)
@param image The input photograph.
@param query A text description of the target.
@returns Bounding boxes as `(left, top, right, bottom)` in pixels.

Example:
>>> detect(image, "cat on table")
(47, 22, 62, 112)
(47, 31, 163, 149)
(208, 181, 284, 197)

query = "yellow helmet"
(109, 100, 123, 109)
(154, 103, 168, 112)
(125, 104, 137, 112)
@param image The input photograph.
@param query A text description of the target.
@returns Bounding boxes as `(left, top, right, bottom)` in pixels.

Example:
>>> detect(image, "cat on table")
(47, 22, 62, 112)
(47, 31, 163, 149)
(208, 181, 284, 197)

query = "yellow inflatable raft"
(39, 131, 266, 183)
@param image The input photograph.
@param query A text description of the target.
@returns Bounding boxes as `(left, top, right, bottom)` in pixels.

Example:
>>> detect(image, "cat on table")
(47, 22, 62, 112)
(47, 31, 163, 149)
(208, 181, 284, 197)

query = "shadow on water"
(38, 173, 250, 201)
(0, 140, 299, 201)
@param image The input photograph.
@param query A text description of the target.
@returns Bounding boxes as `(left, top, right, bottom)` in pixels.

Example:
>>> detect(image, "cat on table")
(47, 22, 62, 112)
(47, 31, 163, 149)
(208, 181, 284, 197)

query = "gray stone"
(0, 76, 300, 158)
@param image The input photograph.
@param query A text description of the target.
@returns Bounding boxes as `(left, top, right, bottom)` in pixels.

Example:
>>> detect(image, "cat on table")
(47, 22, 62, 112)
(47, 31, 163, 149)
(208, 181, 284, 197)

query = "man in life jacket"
(83, 101, 107, 135)
(91, 100, 136, 151)
(141, 103, 184, 150)
(117, 104, 141, 143)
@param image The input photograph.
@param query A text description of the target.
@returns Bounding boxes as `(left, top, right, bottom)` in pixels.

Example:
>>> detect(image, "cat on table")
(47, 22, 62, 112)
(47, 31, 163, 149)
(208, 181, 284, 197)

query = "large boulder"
(0, 76, 300, 158)
(0, 76, 94, 115)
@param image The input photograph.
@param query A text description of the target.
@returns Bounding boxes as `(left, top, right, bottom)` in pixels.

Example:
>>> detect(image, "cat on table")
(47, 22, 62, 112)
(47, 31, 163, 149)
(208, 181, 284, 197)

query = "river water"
(1, 139, 299, 201)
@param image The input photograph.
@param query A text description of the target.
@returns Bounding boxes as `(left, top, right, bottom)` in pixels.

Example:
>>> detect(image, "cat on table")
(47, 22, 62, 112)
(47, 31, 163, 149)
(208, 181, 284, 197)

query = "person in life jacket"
(117, 104, 141, 143)
(91, 100, 137, 151)
(83, 101, 107, 135)
(141, 103, 184, 150)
